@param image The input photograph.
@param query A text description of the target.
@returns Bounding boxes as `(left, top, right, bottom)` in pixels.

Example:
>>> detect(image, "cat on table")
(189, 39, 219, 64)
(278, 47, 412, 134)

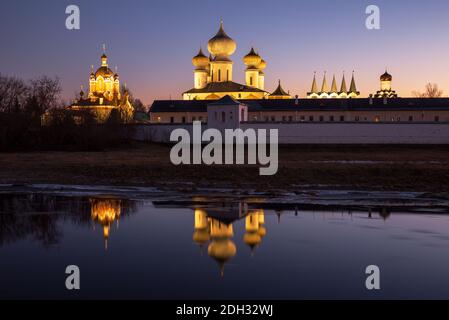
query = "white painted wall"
(133, 122, 449, 144)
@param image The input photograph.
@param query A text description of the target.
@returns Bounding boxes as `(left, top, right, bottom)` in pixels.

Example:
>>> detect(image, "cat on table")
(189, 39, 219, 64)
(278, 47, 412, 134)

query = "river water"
(1, 185, 449, 299)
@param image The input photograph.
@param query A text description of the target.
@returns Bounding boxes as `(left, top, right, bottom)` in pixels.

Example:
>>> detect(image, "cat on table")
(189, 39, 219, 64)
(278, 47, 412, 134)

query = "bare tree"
(0, 74, 29, 113)
(26, 76, 62, 117)
(413, 83, 443, 98)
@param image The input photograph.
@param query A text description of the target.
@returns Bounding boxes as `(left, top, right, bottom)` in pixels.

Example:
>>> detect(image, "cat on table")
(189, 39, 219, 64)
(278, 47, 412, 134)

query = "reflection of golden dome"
(193, 229, 211, 245)
(208, 21, 236, 58)
(243, 47, 261, 68)
(208, 239, 237, 261)
(192, 48, 210, 70)
(244, 232, 262, 247)
(258, 226, 267, 237)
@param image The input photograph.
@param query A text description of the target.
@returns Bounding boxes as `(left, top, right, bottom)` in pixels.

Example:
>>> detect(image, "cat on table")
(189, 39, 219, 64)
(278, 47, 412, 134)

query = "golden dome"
(95, 66, 115, 78)
(243, 47, 261, 68)
(192, 48, 210, 70)
(258, 59, 267, 70)
(208, 239, 237, 261)
(208, 21, 236, 59)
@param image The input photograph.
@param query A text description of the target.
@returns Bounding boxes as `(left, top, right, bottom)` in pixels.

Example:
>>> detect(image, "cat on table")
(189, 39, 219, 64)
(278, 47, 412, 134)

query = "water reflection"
(193, 208, 266, 277)
(0, 194, 135, 248)
(90, 198, 121, 250)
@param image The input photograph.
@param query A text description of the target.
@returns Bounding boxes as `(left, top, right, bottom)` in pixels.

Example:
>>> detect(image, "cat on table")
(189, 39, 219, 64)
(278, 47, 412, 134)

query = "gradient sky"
(1, 0, 449, 104)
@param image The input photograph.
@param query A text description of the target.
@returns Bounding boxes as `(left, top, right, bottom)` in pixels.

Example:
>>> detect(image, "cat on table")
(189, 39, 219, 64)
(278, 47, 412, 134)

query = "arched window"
(218, 70, 221, 82)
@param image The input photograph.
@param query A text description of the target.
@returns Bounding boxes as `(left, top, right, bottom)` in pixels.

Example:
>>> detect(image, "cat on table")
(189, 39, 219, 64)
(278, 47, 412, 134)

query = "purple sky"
(1, 0, 449, 104)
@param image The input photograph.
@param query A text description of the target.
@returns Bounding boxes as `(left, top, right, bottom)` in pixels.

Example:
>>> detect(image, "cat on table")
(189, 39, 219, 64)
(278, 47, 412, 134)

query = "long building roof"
(150, 98, 449, 113)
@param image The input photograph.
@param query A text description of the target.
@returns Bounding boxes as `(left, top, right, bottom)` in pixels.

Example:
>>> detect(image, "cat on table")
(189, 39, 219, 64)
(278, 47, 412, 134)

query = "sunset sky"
(1, 0, 449, 105)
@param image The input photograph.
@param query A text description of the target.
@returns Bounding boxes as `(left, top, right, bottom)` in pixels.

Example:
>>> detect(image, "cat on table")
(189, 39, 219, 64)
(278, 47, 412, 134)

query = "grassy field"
(0, 143, 448, 193)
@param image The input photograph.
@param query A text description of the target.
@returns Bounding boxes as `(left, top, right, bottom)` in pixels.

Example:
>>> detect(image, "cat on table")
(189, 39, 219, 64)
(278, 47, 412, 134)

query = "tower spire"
(311, 71, 318, 93)
(331, 74, 338, 93)
(321, 72, 328, 93)
(349, 71, 357, 92)
(340, 71, 347, 93)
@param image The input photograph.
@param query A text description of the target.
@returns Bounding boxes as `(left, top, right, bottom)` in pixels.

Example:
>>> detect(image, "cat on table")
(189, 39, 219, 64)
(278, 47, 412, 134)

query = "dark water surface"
(1, 185, 449, 299)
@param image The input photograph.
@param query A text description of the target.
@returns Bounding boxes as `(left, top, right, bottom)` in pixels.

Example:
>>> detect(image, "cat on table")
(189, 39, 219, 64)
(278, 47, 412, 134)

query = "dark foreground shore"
(0, 143, 448, 194)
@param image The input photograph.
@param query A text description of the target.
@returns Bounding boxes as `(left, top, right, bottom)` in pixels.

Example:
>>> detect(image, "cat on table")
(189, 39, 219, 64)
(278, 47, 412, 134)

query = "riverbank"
(0, 143, 448, 193)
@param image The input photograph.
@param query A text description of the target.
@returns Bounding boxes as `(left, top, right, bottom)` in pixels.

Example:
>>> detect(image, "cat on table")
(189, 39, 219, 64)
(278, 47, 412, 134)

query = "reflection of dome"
(258, 226, 267, 237)
(243, 232, 262, 247)
(208, 239, 236, 262)
(243, 47, 261, 68)
(192, 48, 210, 69)
(380, 71, 392, 81)
(193, 229, 210, 246)
(208, 21, 236, 58)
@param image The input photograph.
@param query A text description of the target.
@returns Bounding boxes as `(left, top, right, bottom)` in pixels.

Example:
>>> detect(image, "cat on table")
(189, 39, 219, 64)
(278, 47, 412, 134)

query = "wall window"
(329, 116, 334, 122)
(374, 116, 380, 122)
(271, 116, 276, 122)
(192, 116, 196, 121)
(408, 116, 413, 122)
(435, 116, 440, 122)
(157, 116, 161, 123)
(241, 109, 244, 121)
(300, 115, 305, 122)
(250, 77, 253, 86)
(340, 115, 345, 122)
(182, 117, 186, 123)
(309, 116, 314, 122)
(289, 116, 293, 122)
(170, 117, 174, 123)
(282, 116, 286, 122)
(199, 116, 203, 122)
(218, 70, 221, 82)
(355, 116, 360, 122)
(222, 111, 226, 122)
(319, 116, 324, 122)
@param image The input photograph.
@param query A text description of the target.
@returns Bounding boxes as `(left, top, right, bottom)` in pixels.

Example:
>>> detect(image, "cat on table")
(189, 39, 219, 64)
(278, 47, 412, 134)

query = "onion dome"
(192, 48, 210, 69)
(258, 59, 267, 71)
(96, 54, 114, 78)
(95, 66, 115, 78)
(380, 70, 392, 81)
(271, 80, 289, 96)
(208, 21, 236, 58)
(243, 47, 262, 68)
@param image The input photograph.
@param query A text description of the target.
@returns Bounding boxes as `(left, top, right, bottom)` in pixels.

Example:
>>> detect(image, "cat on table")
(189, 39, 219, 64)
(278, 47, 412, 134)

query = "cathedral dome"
(380, 71, 392, 81)
(258, 59, 267, 70)
(192, 48, 210, 69)
(95, 66, 115, 79)
(243, 47, 261, 68)
(208, 21, 236, 58)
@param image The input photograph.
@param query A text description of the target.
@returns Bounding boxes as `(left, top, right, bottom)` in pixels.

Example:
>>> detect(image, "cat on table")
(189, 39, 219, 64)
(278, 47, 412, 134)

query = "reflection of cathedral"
(193, 208, 267, 277)
(90, 198, 122, 250)
(183, 21, 291, 101)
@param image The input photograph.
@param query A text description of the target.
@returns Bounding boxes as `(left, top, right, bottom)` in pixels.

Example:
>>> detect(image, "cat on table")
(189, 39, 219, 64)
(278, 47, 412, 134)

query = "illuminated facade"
(69, 51, 134, 123)
(183, 21, 288, 101)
